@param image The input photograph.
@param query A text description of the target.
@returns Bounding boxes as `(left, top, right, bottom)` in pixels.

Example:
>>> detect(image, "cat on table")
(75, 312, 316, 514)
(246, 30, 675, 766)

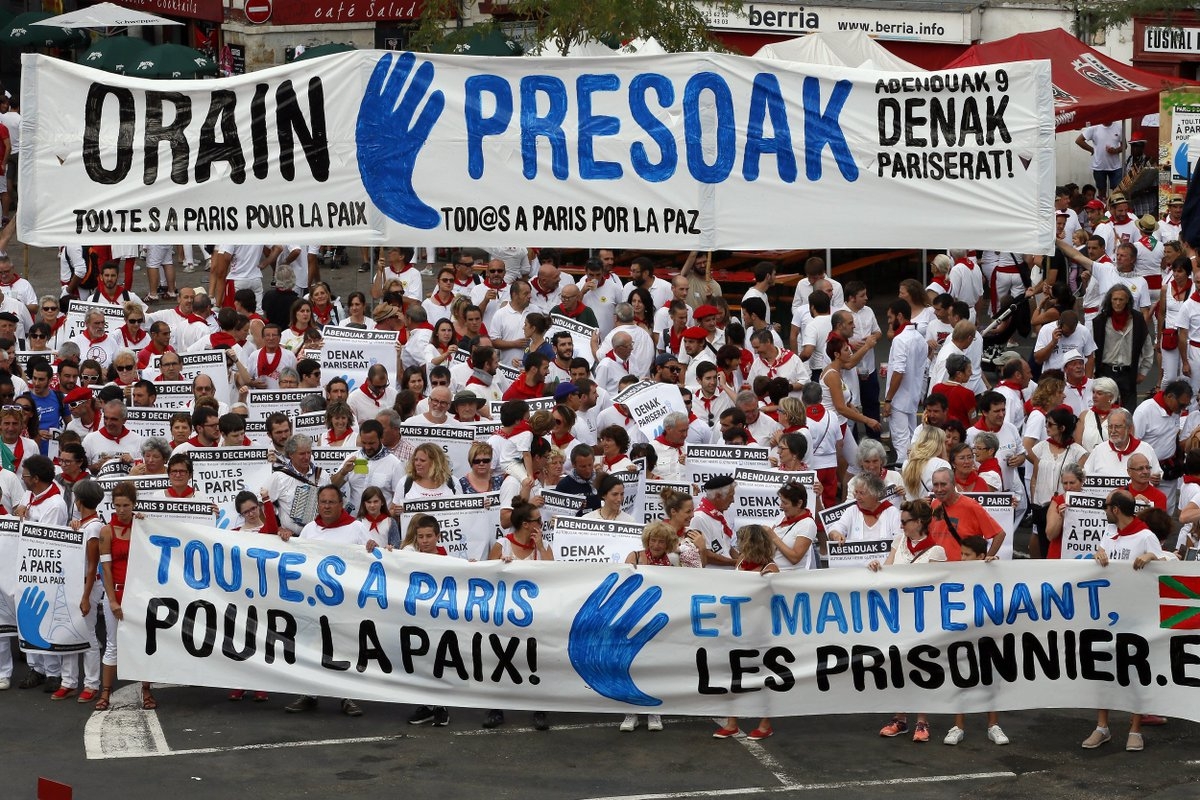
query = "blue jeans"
(1093, 167, 1124, 197)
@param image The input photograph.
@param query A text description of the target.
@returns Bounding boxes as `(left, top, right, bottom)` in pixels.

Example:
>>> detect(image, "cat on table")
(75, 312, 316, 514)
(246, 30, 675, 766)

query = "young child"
(943, 535, 1008, 746)
(714, 525, 779, 741)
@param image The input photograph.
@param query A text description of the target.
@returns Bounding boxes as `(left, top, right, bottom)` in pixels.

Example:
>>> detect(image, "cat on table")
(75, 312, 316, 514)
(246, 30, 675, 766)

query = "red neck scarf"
(931, 275, 950, 291)
(119, 325, 145, 346)
(1113, 518, 1149, 538)
(99, 426, 130, 442)
(956, 471, 983, 491)
(1151, 391, 1172, 415)
(186, 313, 207, 326)
(1110, 308, 1130, 331)
(654, 433, 682, 451)
(27, 483, 60, 507)
(327, 427, 354, 446)
(697, 497, 734, 541)
(186, 435, 216, 447)
(506, 533, 536, 551)
(81, 329, 108, 345)
(96, 285, 123, 304)
(429, 292, 454, 307)
(166, 486, 195, 498)
(316, 511, 358, 529)
(557, 302, 587, 319)
(5, 437, 23, 468)
(210, 331, 237, 349)
(806, 404, 826, 422)
(289, 324, 307, 337)
(978, 456, 1002, 476)
(779, 511, 813, 526)
(643, 549, 672, 566)
(1091, 405, 1111, 421)
(50, 315, 67, 334)
(605, 351, 629, 372)
(360, 383, 386, 406)
(312, 303, 333, 324)
(502, 420, 531, 439)
(762, 348, 795, 378)
(857, 500, 892, 519)
(257, 347, 283, 377)
(738, 560, 764, 572)
(973, 416, 1002, 433)
(552, 430, 574, 449)
(906, 534, 937, 558)
(1108, 436, 1141, 461)
(1174, 280, 1192, 301)
(364, 513, 390, 534)
(603, 453, 627, 468)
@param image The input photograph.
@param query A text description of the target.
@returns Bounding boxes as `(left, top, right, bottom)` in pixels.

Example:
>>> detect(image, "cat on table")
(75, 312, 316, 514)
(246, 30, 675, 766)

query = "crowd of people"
(0, 182, 1192, 749)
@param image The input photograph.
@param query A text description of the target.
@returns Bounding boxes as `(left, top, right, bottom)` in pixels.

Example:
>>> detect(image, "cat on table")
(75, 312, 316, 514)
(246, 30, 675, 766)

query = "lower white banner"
(119, 520, 1200, 719)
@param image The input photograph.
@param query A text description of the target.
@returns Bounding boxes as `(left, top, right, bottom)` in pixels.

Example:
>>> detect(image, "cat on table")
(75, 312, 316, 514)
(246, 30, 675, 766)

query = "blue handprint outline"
(568, 572, 668, 707)
(356, 52, 445, 230)
(17, 586, 53, 649)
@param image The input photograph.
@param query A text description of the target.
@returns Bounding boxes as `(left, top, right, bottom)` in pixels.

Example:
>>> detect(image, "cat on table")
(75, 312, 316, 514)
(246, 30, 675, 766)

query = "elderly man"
(1131, 379, 1190, 510)
(528, 261, 567, 315)
(468, 259, 510, 330)
(1084, 407, 1161, 477)
(580, 257, 622, 336)
(268, 434, 323, 537)
(1125, 453, 1167, 511)
(554, 282, 599, 329)
(691, 475, 738, 567)
(736, 389, 781, 444)
(377, 408, 416, 462)
(928, 466, 1005, 559)
(597, 303, 655, 379)
(82, 400, 144, 473)
(489, 278, 534, 368)
(595, 332, 635, 396)
(746, 328, 805, 395)
(70, 310, 120, 372)
(651, 412, 690, 481)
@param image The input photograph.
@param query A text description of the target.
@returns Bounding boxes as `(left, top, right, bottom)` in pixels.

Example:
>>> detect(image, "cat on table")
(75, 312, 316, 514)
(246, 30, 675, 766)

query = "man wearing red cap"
(1081, 198, 1106, 236)
(680, 325, 716, 385)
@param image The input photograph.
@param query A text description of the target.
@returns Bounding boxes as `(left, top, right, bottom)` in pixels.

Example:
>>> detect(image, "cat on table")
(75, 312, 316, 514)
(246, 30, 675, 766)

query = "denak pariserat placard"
(19, 51, 1054, 251)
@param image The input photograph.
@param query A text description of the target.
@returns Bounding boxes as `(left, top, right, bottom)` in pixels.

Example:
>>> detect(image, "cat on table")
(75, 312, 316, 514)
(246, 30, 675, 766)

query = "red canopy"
(944, 28, 1194, 132)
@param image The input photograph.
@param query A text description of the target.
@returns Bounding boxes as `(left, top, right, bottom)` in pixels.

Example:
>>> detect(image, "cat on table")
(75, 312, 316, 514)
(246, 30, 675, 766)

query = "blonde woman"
(397, 443, 458, 502)
(618, 521, 679, 734)
(900, 426, 950, 500)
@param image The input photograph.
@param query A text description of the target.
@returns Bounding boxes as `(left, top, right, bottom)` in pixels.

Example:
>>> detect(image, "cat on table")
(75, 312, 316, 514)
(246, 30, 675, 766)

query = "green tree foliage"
(1080, 0, 1200, 34)
(412, 0, 745, 55)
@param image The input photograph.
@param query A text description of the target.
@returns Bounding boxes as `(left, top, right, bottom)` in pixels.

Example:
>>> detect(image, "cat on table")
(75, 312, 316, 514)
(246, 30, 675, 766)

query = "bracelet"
(99, 554, 112, 563)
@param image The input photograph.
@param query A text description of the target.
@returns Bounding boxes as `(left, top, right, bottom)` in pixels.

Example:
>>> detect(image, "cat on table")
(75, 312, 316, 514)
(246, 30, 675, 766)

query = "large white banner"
(320, 326, 400, 394)
(120, 520, 1200, 718)
(20, 52, 1054, 252)
(16, 522, 90, 654)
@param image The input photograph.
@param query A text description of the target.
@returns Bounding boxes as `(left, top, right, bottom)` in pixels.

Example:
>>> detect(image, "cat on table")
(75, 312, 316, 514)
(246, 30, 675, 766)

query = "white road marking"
(455, 719, 657, 736)
(105, 734, 409, 759)
(577, 771, 1019, 800)
(738, 738, 800, 786)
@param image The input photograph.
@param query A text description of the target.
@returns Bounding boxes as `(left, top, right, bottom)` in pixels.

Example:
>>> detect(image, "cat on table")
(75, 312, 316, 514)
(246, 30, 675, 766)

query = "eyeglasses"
(68, 398, 89, 408)
(116, 364, 135, 371)
(29, 332, 47, 339)
(901, 517, 917, 524)
(431, 380, 449, 386)
(439, 278, 454, 284)
(1, 403, 21, 411)
(429, 398, 450, 407)
(472, 458, 492, 465)
(82, 374, 101, 381)
(527, 518, 543, 526)
(128, 318, 144, 323)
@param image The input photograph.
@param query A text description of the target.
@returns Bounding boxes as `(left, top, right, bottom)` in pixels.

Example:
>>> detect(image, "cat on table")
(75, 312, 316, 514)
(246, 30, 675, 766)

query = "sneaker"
(77, 688, 97, 703)
(43, 676, 61, 694)
(341, 699, 363, 717)
(229, 690, 246, 701)
(712, 726, 741, 739)
(879, 718, 908, 737)
(0, 677, 10, 691)
(620, 714, 639, 732)
(285, 695, 318, 713)
(50, 686, 76, 701)
(987, 725, 1010, 745)
(1126, 731, 1144, 752)
(409, 705, 436, 725)
(747, 728, 773, 740)
(358, 262, 370, 273)
(912, 721, 930, 743)
(1140, 714, 1167, 726)
(482, 709, 504, 729)
(943, 726, 964, 745)
(253, 692, 269, 702)
(1081, 727, 1111, 748)
(647, 714, 663, 732)
(432, 707, 449, 727)
(533, 711, 549, 731)
(183, 264, 195, 273)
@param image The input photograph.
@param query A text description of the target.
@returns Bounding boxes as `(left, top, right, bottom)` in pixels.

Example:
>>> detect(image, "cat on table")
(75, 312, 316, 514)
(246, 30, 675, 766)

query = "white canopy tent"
(754, 29, 924, 71)
(32, 2, 181, 29)
(525, 35, 616, 57)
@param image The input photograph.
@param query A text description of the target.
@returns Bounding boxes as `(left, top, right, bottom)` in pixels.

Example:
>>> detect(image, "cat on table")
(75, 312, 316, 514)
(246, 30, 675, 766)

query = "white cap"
(1062, 348, 1085, 364)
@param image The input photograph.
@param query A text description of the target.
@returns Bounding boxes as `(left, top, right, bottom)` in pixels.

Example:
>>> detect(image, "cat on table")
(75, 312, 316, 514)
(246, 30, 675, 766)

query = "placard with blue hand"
(15, 521, 89, 654)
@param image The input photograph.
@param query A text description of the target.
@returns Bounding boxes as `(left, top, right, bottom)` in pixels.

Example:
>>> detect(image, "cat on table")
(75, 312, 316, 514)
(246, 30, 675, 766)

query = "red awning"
(943, 27, 1195, 131)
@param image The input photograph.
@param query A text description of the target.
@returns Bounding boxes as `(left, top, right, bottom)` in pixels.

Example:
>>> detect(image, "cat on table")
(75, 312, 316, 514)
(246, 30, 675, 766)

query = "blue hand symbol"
(344, 376, 358, 392)
(216, 508, 230, 529)
(568, 572, 668, 707)
(17, 586, 53, 649)
(356, 52, 445, 230)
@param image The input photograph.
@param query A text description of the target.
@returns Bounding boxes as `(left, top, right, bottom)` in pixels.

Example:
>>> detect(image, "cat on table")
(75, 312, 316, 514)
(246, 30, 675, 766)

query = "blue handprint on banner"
(17, 586, 53, 649)
(342, 374, 358, 392)
(216, 508, 231, 530)
(356, 52, 445, 230)
(568, 572, 668, 707)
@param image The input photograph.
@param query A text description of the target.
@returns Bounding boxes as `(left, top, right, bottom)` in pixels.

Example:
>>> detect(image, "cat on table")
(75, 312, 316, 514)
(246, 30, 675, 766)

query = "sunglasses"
(128, 318, 145, 323)
(472, 458, 492, 464)
(29, 333, 47, 339)
(116, 364, 135, 371)
(42, 306, 58, 312)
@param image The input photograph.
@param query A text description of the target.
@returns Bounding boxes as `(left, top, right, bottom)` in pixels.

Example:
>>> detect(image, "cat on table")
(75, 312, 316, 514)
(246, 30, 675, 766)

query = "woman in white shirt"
(396, 443, 459, 504)
(582, 474, 633, 522)
(769, 481, 818, 571)
(828, 472, 901, 545)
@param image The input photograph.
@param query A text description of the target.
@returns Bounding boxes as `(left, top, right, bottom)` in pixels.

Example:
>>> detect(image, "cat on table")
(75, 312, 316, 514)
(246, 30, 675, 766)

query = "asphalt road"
(2, 673, 1198, 800)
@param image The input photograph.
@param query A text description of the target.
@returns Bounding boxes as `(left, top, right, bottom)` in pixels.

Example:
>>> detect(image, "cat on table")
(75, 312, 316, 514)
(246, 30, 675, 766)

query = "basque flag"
(1159, 575, 1200, 629)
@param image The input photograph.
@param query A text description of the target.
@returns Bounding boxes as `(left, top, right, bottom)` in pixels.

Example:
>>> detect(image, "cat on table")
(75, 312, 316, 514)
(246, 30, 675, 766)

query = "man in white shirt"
(579, 257, 623, 337)
(746, 328, 805, 396)
(1058, 234, 1132, 324)
(1075, 123, 1125, 199)
(242, 323, 296, 390)
(1032, 310, 1097, 374)
(791, 256, 844, 316)
(1093, 192, 1140, 256)
(1131, 379, 1190, 511)
(490, 278, 533, 368)
(594, 333, 634, 396)
(1160, 194, 1184, 243)
(87, 261, 144, 311)
(882, 299, 927, 462)
(964, 391, 1026, 517)
(82, 400, 144, 473)
(736, 390, 781, 444)
(528, 262, 568, 316)
(741, 261, 775, 328)
(329, 420, 404, 513)
(469, 260, 511, 331)
(798, 290, 833, 379)
(650, 412, 690, 481)
(948, 249, 985, 320)
(70, 310, 120, 373)
(212, 243, 269, 310)
(624, 256, 672, 309)
(599, 304, 655, 380)
(1084, 408, 1161, 478)
(844, 281, 883, 424)
(348, 364, 398, 425)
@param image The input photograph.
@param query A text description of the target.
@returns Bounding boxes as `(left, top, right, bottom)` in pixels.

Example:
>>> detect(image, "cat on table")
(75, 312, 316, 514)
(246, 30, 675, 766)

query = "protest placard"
(148, 380, 198, 410)
(548, 313, 598, 366)
(614, 381, 686, 440)
(551, 516, 644, 563)
(0, 516, 20, 638)
(15, 521, 90, 653)
(135, 497, 218, 526)
(246, 388, 323, 421)
(541, 489, 586, 527)
(125, 408, 180, 441)
(687, 444, 769, 488)
(183, 448, 274, 526)
(64, 300, 124, 341)
(962, 492, 1018, 560)
(398, 422, 476, 469)
(320, 326, 400, 393)
(639, 481, 693, 525)
(819, 499, 892, 568)
(402, 494, 499, 562)
(1061, 492, 1110, 559)
(146, 350, 230, 400)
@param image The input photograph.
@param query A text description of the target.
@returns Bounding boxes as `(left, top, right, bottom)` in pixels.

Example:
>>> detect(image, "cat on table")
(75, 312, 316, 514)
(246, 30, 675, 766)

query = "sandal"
(142, 687, 157, 710)
(94, 687, 112, 711)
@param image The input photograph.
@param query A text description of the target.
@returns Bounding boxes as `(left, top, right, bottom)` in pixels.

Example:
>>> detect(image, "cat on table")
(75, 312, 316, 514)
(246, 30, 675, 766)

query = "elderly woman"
(828, 472, 901, 545)
(460, 441, 504, 494)
(129, 437, 171, 476)
(1043, 463, 1086, 559)
(870, 499, 946, 742)
(846, 439, 903, 502)
(117, 301, 148, 350)
(277, 367, 301, 389)
(1092, 283, 1151, 409)
(1074, 377, 1120, 451)
(38, 295, 69, 350)
(949, 442, 988, 492)
(322, 400, 355, 448)
(971, 432, 1004, 491)
(769, 481, 818, 571)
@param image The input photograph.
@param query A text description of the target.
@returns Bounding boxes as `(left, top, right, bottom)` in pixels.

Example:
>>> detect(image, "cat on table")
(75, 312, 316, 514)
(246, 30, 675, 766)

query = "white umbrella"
(32, 2, 182, 28)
